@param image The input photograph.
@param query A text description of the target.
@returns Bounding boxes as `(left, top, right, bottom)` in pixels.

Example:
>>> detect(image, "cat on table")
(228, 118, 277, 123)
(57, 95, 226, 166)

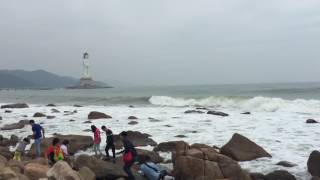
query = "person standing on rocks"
(101, 126, 116, 162)
(45, 138, 64, 165)
(29, 120, 45, 157)
(91, 125, 102, 156)
(117, 131, 137, 180)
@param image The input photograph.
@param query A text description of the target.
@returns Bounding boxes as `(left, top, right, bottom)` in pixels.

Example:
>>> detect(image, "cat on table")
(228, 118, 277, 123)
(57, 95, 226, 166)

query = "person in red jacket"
(91, 125, 102, 156)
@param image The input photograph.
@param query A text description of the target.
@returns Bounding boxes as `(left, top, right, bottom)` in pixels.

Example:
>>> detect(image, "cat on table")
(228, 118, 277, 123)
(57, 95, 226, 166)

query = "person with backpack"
(117, 131, 137, 180)
(45, 138, 64, 165)
(101, 126, 116, 162)
(13, 137, 30, 161)
(91, 125, 102, 156)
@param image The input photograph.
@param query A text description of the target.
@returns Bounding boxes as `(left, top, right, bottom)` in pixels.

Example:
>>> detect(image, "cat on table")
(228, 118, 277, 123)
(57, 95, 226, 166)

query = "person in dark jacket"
(117, 131, 137, 180)
(101, 126, 116, 162)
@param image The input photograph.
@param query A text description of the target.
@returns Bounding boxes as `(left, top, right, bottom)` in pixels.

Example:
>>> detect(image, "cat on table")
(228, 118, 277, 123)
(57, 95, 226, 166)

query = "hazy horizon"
(1, 0, 320, 86)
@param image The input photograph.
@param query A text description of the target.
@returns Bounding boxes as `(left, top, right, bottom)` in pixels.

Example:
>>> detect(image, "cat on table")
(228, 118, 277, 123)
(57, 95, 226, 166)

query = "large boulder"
(88, 111, 112, 119)
(78, 167, 96, 180)
(47, 161, 82, 180)
(1, 103, 29, 109)
(136, 149, 163, 164)
(174, 146, 250, 180)
(24, 163, 49, 180)
(265, 170, 296, 180)
(0, 134, 19, 146)
(153, 141, 189, 152)
(220, 133, 271, 161)
(1, 120, 29, 130)
(114, 131, 157, 149)
(29, 134, 93, 157)
(0, 146, 13, 160)
(308, 151, 320, 177)
(0, 167, 19, 179)
(74, 154, 127, 179)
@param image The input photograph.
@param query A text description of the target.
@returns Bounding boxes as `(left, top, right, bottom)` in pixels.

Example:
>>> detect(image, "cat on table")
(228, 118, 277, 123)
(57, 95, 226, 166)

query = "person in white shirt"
(61, 139, 69, 156)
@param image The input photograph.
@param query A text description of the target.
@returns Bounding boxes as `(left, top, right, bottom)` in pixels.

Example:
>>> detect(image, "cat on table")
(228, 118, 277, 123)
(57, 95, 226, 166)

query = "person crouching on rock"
(117, 131, 137, 180)
(91, 125, 102, 156)
(101, 125, 116, 162)
(13, 137, 30, 161)
(139, 156, 174, 180)
(45, 138, 64, 165)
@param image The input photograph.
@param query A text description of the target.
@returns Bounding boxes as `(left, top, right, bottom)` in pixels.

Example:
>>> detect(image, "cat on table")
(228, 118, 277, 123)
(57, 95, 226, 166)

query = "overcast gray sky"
(1, 0, 320, 86)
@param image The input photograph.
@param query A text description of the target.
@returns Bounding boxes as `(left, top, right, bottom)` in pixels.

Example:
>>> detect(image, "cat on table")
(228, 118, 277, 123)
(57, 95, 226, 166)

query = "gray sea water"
(1, 82, 320, 106)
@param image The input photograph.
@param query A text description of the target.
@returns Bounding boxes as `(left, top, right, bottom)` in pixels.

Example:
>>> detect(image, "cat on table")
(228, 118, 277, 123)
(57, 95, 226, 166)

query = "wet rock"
(265, 170, 296, 180)
(47, 161, 82, 180)
(164, 125, 173, 127)
(0, 146, 13, 159)
(128, 121, 138, 125)
(69, 119, 76, 122)
(250, 173, 265, 180)
(1, 123, 24, 130)
(114, 131, 157, 149)
(29, 134, 93, 156)
(46, 116, 55, 119)
(79, 166, 96, 180)
(51, 108, 60, 113)
(24, 163, 49, 180)
(207, 111, 229, 117)
(5, 110, 12, 113)
(33, 112, 46, 117)
(276, 161, 297, 167)
(83, 121, 92, 124)
(148, 117, 161, 122)
(184, 110, 205, 114)
(46, 104, 56, 107)
(0, 116, 2, 120)
(190, 143, 212, 149)
(1, 103, 29, 109)
(221, 133, 271, 161)
(83, 129, 91, 132)
(154, 141, 189, 152)
(175, 135, 187, 138)
(0, 120, 29, 130)
(308, 150, 320, 177)
(136, 149, 163, 164)
(306, 119, 319, 124)
(196, 107, 208, 110)
(74, 104, 83, 107)
(74, 154, 127, 179)
(88, 111, 112, 119)
(128, 105, 135, 108)
(128, 116, 138, 120)
(242, 112, 251, 115)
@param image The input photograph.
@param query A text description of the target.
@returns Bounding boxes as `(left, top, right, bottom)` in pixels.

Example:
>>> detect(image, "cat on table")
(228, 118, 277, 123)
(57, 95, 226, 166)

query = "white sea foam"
(149, 95, 320, 113)
(0, 102, 318, 180)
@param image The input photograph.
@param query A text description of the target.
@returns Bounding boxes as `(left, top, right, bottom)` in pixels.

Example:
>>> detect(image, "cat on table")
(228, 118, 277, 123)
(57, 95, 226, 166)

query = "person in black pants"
(101, 126, 116, 162)
(117, 131, 137, 180)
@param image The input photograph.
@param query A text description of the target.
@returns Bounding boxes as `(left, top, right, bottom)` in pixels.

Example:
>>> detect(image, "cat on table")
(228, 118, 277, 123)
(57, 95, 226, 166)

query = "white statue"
(83, 52, 90, 78)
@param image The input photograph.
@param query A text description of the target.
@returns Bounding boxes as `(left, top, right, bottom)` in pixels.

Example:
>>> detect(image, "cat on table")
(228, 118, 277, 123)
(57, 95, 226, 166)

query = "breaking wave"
(148, 95, 320, 113)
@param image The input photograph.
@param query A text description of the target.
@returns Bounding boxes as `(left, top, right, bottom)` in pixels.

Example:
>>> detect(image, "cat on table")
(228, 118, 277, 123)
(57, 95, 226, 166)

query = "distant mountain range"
(0, 70, 110, 89)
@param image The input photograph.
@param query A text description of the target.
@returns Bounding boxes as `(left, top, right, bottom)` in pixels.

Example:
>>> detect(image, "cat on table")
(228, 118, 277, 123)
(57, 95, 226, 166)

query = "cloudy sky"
(1, 0, 320, 86)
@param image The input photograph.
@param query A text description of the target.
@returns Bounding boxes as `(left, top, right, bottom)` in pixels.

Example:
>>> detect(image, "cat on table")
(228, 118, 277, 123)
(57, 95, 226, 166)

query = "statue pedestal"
(79, 77, 96, 88)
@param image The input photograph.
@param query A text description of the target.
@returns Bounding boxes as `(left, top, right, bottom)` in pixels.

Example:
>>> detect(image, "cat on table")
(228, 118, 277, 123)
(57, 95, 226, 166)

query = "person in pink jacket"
(91, 125, 102, 156)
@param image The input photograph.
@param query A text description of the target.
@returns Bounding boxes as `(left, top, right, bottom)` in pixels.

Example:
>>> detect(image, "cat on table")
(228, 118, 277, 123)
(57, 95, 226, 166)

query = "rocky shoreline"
(0, 103, 319, 179)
